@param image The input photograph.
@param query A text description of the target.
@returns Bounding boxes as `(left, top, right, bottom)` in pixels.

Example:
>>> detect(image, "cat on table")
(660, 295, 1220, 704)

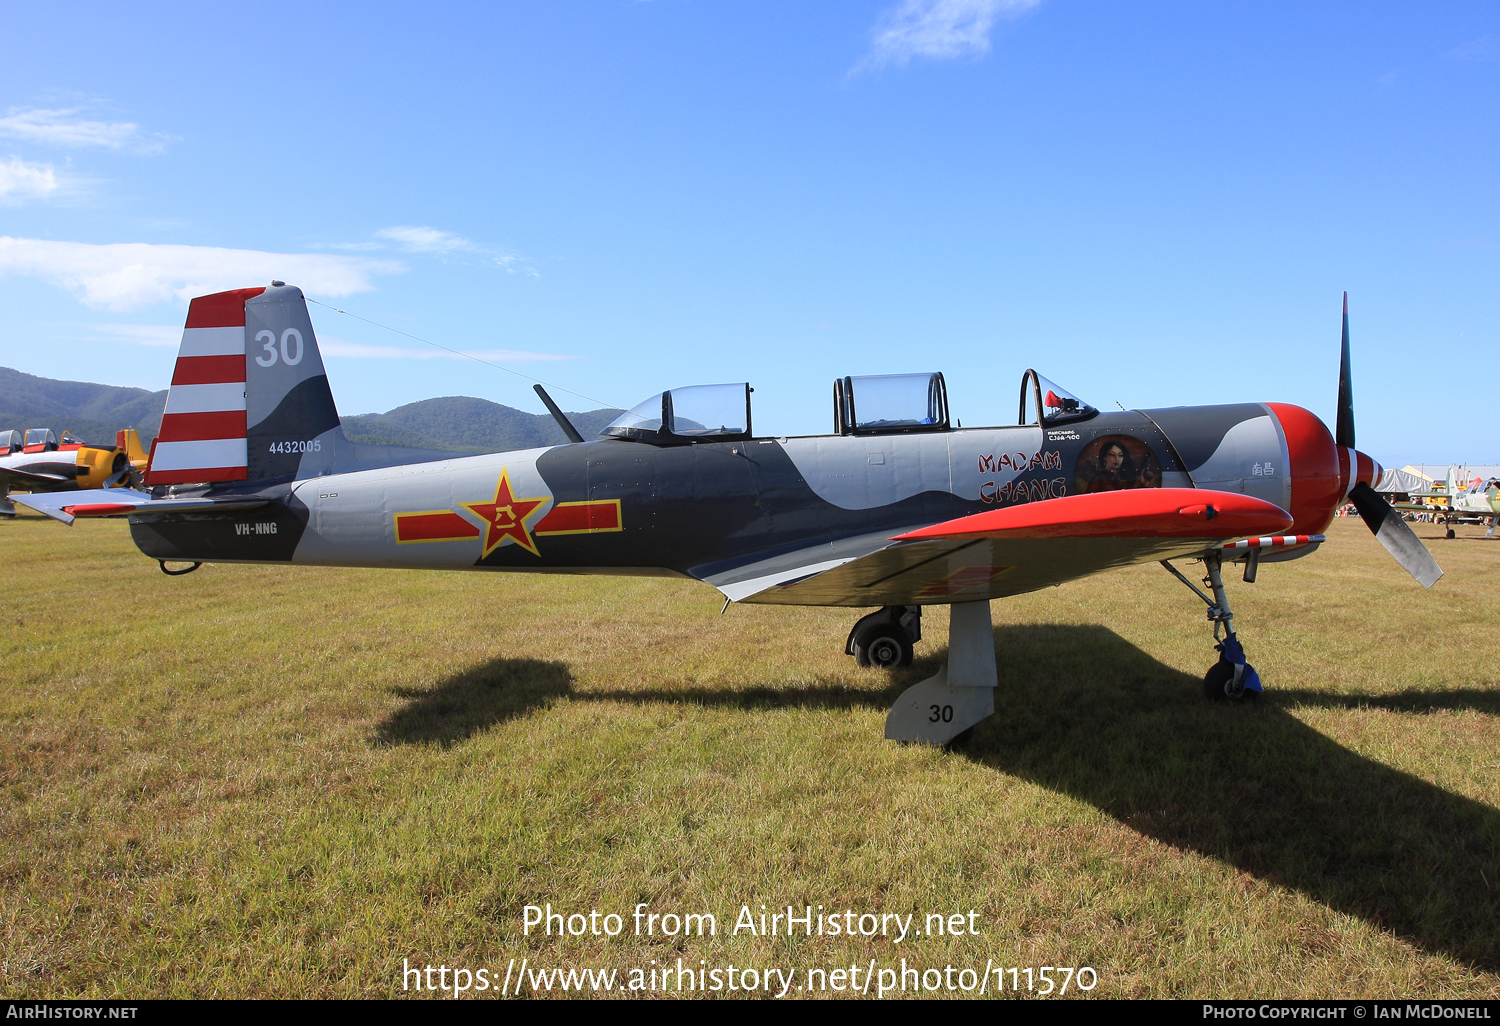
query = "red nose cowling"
(1265, 403, 1383, 536)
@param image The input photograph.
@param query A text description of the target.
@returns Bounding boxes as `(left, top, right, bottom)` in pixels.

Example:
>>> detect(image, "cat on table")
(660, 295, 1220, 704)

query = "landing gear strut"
(1161, 553, 1261, 703)
(884, 601, 996, 745)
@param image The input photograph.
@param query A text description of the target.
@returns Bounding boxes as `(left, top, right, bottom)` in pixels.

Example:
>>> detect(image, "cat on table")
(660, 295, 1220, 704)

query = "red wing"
(893, 488, 1292, 542)
(734, 489, 1291, 607)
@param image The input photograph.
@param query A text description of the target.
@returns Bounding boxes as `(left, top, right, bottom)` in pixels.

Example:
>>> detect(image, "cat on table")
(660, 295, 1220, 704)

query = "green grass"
(1, 512, 1497, 998)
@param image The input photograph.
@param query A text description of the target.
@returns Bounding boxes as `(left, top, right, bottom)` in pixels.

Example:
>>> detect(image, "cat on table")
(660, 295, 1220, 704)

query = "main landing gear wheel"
(847, 605, 920, 669)
(1446, 528, 1457, 539)
(851, 622, 914, 669)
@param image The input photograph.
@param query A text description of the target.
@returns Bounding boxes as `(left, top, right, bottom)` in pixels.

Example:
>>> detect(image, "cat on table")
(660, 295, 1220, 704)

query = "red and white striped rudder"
(145, 287, 265, 485)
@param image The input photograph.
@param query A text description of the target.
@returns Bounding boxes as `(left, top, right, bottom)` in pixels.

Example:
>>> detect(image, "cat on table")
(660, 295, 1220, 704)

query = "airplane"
(1388, 468, 1500, 539)
(0, 426, 148, 517)
(12, 286, 1441, 744)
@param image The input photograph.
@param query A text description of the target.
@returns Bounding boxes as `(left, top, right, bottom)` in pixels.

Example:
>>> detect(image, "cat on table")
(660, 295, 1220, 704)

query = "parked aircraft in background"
(13, 288, 1439, 743)
(0, 428, 147, 517)
(1391, 467, 1500, 539)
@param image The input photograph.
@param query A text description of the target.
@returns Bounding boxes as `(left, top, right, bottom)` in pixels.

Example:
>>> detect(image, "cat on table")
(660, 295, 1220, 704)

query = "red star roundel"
(461, 468, 548, 558)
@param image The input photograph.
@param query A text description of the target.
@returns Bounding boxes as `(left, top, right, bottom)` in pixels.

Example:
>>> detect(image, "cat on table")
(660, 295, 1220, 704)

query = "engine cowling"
(1265, 403, 1381, 536)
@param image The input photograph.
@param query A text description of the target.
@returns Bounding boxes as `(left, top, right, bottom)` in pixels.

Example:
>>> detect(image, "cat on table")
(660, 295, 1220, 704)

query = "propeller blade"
(1336, 292, 1356, 449)
(1348, 482, 1442, 588)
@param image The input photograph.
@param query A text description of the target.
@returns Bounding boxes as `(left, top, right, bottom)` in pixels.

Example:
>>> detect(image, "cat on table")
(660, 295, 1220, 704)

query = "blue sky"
(1, 1, 1496, 463)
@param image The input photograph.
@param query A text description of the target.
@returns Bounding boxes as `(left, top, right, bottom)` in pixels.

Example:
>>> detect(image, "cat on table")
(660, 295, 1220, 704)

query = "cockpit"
(598, 368, 1097, 444)
(23, 428, 58, 452)
(1018, 370, 1097, 426)
(601, 383, 753, 443)
(834, 373, 949, 435)
(1, 430, 20, 455)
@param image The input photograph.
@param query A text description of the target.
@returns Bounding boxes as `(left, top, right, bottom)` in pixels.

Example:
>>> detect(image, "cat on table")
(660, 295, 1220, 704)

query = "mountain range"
(0, 366, 621, 454)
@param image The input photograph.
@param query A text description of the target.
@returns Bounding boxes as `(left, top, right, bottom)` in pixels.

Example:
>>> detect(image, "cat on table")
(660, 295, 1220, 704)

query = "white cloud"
(0, 237, 404, 311)
(372, 225, 534, 274)
(374, 225, 477, 254)
(0, 157, 59, 203)
(854, 0, 1039, 73)
(1442, 36, 1497, 62)
(86, 323, 182, 347)
(0, 107, 169, 153)
(320, 338, 574, 362)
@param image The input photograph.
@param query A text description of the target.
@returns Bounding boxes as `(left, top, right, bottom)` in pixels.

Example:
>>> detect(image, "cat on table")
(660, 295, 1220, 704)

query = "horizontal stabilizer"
(10, 488, 267, 526)
(893, 488, 1293, 542)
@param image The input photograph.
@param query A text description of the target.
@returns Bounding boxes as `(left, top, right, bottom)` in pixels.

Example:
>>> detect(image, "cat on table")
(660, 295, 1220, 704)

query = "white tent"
(1395, 465, 1500, 494)
(1376, 468, 1432, 494)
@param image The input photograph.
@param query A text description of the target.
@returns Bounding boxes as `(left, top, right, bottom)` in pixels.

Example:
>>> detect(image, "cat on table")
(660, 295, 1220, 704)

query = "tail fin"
(146, 284, 343, 485)
(117, 428, 149, 471)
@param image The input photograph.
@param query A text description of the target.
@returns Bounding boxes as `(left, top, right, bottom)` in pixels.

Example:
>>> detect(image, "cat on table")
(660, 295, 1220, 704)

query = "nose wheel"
(1162, 553, 1262, 703)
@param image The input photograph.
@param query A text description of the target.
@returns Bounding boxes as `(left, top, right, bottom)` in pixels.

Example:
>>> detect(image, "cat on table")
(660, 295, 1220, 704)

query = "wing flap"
(697, 527, 918, 603)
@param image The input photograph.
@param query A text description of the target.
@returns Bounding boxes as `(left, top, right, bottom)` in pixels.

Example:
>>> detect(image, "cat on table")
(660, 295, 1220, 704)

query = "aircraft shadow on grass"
(375, 658, 893, 748)
(378, 625, 1500, 971)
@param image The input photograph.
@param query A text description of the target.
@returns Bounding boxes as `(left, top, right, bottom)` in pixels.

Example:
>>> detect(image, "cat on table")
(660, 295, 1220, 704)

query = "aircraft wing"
(10, 488, 268, 526)
(1390, 501, 1492, 515)
(714, 488, 1295, 607)
(2, 468, 79, 484)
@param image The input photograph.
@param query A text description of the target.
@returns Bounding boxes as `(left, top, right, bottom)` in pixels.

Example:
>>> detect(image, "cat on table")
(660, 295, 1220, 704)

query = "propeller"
(1337, 293, 1443, 589)
(1336, 292, 1356, 449)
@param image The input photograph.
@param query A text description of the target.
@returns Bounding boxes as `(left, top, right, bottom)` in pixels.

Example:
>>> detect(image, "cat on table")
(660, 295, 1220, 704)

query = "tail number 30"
(255, 328, 305, 367)
(928, 704, 954, 723)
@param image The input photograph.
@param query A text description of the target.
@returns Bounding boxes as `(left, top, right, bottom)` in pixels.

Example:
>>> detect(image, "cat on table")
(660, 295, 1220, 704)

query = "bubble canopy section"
(601, 383, 753, 444)
(834, 372, 949, 435)
(1019, 370, 1097, 426)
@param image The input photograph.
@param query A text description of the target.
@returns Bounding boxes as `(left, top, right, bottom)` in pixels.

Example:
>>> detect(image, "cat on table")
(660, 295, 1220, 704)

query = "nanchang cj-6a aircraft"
(14, 286, 1441, 744)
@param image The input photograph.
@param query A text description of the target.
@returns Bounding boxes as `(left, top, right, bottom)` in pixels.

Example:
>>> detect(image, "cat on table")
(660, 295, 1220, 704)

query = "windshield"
(603, 392, 666, 438)
(1020, 371, 1097, 425)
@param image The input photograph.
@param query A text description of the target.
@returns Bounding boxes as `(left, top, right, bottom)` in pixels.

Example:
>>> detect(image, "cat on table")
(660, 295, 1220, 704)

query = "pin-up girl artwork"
(1075, 435, 1161, 494)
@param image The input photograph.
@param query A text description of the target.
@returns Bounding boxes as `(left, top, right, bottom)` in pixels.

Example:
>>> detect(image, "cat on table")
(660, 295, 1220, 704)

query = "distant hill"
(0, 366, 620, 454)
(341, 398, 624, 453)
(0, 366, 167, 446)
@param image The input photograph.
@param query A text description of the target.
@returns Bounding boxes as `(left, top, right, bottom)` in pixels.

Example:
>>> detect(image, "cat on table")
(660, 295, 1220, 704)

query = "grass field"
(2, 510, 1497, 999)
